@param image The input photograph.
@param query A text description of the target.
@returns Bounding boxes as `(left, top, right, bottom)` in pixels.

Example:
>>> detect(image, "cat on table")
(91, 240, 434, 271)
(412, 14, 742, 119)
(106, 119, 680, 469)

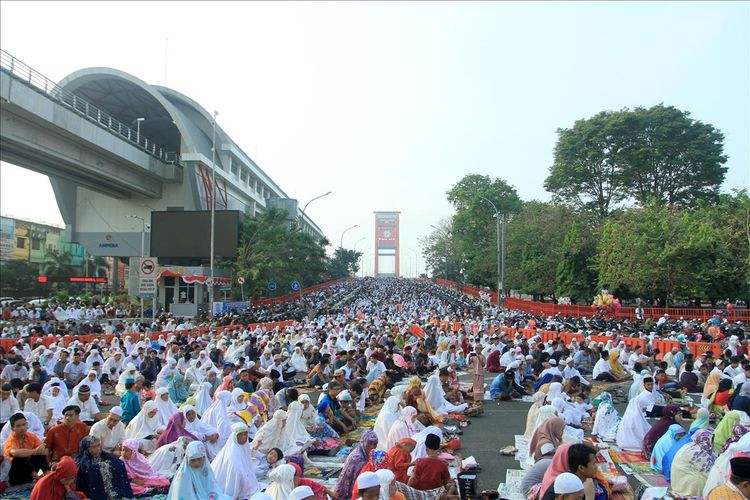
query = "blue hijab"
(662, 426, 699, 482)
(76, 435, 133, 499)
(166, 440, 230, 500)
(651, 424, 685, 473)
(169, 371, 190, 404)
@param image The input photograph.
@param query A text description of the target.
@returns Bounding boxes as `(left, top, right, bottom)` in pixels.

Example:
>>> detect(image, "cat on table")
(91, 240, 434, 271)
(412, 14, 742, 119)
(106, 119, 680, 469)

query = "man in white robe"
(616, 376, 656, 451)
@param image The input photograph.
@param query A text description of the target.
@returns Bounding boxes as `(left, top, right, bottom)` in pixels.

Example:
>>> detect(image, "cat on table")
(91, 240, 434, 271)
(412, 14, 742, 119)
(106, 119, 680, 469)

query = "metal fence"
(0, 49, 180, 165)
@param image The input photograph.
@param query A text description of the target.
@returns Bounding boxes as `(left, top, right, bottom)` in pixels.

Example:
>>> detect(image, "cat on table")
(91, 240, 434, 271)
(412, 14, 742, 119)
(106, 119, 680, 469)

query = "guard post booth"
(157, 265, 231, 317)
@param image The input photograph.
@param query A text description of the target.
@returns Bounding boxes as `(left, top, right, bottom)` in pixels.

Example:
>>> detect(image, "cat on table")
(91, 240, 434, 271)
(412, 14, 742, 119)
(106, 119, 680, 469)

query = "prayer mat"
(496, 469, 526, 500)
(634, 473, 670, 488)
(609, 450, 647, 464)
(624, 462, 653, 474)
(304, 465, 341, 480)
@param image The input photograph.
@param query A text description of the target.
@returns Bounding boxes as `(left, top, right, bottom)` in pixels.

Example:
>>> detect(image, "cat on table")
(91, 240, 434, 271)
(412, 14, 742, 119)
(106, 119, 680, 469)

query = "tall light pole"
(127, 215, 146, 321)
(360, 250, 370, 278)
(340, 225, 358, 248)
(408, 248, 418, 278)
(480, 196, 504, 307)
(209, 110, 218, 317)
(430, 224, 448, 280)
(134, 117, 145, 146)
(299, 191, 332, 232)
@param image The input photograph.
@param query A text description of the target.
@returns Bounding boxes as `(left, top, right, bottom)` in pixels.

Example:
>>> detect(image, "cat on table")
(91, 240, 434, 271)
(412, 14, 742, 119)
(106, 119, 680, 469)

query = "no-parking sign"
(138, 257, 158, 298)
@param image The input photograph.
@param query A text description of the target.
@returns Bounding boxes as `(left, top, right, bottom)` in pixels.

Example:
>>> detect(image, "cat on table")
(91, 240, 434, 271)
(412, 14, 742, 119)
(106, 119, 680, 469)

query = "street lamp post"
(340, 225, 358, 248)
(480, 196, 504, 307)
(209, 110, 218, 318)
(134, 117, 145, 146)
(408, 248, 418, 278)
(299, 191, 332, 232)
(127, 215, 146, 321)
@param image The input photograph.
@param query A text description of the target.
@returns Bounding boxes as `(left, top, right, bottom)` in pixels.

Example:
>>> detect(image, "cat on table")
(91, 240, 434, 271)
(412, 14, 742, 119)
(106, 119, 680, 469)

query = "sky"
(1, 1, 748, 277)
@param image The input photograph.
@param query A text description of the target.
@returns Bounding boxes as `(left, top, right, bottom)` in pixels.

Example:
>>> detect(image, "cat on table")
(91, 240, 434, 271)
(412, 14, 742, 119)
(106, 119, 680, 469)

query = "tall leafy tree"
(504, 201, 574, 300)
(446, 174, 522, 286)
(555, 221, 599, 303)
(420, 218, 464, 282)
(327, 248, 362, 279)
(235, 208, 329, 297)
(544, 111, 627, 219)
(618, 105, 727, 207)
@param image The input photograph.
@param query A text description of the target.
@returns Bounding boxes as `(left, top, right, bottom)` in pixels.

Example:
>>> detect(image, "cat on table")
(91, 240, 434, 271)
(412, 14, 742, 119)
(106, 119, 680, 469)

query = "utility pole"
(209, 110, 218, 317)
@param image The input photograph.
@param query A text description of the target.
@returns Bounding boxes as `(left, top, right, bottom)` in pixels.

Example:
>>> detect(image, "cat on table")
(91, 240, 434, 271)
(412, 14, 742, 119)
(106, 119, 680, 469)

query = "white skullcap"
(525, 355, 534, 361)
(554, 472, 584, 494)
(109, 406, 123, 416)
(357, 471, 381, 490)
(289, 486, 315, 500)
(549, 359, 557, 366)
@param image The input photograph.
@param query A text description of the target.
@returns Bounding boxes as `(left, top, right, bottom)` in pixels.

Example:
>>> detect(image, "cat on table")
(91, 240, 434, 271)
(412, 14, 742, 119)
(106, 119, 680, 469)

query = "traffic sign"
(291, 281, 301, 291)
(237, 276, 245, 285)
(268, 281, 277, 291)
(205, 277, 214, 286)
(137, 257, 158, 298)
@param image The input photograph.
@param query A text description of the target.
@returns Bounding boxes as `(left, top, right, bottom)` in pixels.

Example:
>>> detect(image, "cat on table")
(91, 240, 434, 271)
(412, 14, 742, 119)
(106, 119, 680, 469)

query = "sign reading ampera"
(138, 257, 158, 298)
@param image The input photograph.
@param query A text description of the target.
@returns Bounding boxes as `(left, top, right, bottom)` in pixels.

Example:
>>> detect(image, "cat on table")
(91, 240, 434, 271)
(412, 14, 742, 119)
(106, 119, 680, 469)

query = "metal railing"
(0, 49, 180, 165)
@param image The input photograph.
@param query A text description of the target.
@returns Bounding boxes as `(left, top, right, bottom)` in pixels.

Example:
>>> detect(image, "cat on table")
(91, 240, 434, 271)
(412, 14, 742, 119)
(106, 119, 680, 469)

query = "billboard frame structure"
(373, 211, 400, 277)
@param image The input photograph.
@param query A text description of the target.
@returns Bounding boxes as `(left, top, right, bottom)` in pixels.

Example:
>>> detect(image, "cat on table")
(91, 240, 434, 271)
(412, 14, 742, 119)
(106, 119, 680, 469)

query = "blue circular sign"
(267, 281, 277, 291)
(291, 281, 301, 291)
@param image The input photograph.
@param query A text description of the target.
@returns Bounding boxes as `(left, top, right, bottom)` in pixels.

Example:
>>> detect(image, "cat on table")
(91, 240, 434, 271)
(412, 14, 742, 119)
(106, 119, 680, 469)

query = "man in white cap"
(89, 406, 126, 455)
(356, 471, 381, 500)
(289, 485, 315, 500)
(553, 472, 584, 499)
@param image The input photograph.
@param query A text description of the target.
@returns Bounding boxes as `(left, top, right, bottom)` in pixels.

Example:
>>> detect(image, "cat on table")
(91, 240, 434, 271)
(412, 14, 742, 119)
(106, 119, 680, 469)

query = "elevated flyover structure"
(0, 49, 324, 257)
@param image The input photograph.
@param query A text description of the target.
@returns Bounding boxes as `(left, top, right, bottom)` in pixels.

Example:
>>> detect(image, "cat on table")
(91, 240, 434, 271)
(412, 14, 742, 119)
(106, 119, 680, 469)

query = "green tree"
(43, 249, 73, 287)
(420, 218, 464, 281)
(555, 221, 599, 303)
(618, 105, 727, 207)
(327, 248, 362, 279)
(504, 201, 574, 300)
(0, 260, 39, 296)
(235, 208, 329, 297)
(597, 204, 721, 304)
(544, 111, 627, 219)
(446, 174, 522, 286)
(83, 254, 110, 278)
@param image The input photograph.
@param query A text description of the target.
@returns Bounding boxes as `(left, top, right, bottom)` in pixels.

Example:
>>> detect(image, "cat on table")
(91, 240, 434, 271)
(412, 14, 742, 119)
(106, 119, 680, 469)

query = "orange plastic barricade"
(688, 342, 722, 358)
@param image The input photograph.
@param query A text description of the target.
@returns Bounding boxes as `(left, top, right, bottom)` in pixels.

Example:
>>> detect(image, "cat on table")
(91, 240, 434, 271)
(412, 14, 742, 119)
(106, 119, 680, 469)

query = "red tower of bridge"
(373, 211, 400, 277)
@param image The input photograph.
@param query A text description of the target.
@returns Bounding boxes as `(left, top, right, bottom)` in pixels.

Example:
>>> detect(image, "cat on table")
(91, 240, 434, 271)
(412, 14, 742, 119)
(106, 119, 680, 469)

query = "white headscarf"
(411, 426, 443, 461)
(252, 409, 288, 454)
(73, 371, 103, 400)
(211, 423, 260, 499)
(265, 463, 295, 500)
(290, 347, 308, 372)
(201, 390, 233, 447)
(376, 469, 396, 500)
(154, 387, 180, 427)
(374, 396, 401, 449)
(124, 400, 161, 440)
(148, 436, 191, 477)
(42, 378, 68, 420)
(283, 401, 313, 456)
(116, 363, 139, 396)
(193, 382, 213, 417)
(423, 373, 445, 410)
(228, 388, 247, 413)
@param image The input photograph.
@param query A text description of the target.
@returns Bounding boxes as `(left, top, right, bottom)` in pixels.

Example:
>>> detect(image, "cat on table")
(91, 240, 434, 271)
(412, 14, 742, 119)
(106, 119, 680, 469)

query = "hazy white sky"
(1, 1, 748, 276)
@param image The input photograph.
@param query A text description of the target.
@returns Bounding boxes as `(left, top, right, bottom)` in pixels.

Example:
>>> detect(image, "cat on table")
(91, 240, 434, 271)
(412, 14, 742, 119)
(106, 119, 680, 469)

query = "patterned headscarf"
(368, 450, 390, 470)
(720, 424, 749, 454)
(687, 428, 716, 474)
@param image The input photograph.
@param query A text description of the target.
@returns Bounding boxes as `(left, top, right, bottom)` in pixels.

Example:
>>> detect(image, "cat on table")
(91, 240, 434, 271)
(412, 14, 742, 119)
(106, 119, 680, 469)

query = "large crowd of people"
(0, 277, 747, 499)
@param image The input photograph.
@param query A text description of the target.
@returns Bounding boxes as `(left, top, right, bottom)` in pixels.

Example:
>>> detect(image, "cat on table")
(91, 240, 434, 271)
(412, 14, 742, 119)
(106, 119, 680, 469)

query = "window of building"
(16, 237, 25, 249)
(31, 238, 41, 250)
